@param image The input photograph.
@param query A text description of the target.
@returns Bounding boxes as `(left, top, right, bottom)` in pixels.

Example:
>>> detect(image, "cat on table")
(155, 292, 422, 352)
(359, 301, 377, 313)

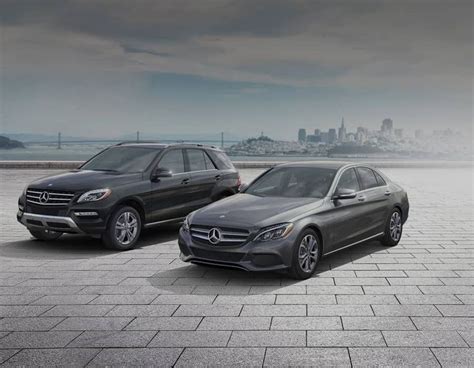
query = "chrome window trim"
(328, 164, 388, 198)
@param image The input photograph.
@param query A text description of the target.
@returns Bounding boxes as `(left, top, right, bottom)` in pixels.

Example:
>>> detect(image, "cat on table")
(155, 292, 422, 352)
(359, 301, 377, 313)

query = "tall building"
(338, 117, 346, 142)
(328, 129, 337, 144)
(394, 129, 403, 139)
(381, 118, 393, 135)
(298, 128, 307, 143)
(314, 129, 321, 136)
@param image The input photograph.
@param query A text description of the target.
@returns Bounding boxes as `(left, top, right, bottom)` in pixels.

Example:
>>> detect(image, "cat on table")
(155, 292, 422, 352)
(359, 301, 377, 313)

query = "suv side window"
(203, 152, 217, 170)
(336, 168, 360, 192)
(187, 149, 208, 172)
(158, 149, 185, 174)
(207, 150, 235, 170)
(356, 167, 379, 189)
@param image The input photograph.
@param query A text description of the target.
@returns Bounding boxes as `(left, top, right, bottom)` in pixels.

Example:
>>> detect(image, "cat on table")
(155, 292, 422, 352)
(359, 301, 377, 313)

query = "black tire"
(381, 208, 403, 246)
(29, 229, 62, 241)
(289, 228, 321, 280)
(102, 206, 142, 251)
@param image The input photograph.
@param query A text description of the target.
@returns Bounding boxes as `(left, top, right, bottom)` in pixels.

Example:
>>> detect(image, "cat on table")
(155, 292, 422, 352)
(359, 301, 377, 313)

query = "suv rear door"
(148, 149, 194, 222)
(184, 148, 219, 209)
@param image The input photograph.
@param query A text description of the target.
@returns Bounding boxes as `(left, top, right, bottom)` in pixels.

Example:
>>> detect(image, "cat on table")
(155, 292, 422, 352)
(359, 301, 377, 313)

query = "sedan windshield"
(245, 167, 336, 198)
(81, 146, 161, 173)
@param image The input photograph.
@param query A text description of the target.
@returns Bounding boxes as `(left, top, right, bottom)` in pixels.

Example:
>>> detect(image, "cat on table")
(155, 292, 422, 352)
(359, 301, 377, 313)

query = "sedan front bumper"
(178, 226, 297, 272)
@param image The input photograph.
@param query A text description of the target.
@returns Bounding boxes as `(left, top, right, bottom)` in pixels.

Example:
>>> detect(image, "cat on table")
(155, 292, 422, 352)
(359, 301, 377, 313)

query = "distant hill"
(0, 135, 25, 149)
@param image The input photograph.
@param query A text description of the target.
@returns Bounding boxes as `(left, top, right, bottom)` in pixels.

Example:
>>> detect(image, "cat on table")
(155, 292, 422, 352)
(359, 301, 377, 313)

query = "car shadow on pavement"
(146, 239, 387, 295)
(0, 224, 181, 260)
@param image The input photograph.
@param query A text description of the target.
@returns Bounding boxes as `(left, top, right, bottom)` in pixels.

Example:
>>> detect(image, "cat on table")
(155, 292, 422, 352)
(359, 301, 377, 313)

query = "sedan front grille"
(26, 189, 75, 206)
(190, 225, 250, 247)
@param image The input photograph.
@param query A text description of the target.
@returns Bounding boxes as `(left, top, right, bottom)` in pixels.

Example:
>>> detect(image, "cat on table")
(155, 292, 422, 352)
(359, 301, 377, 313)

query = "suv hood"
(27, 170, 142, 192)
(190, 193, 322, 229)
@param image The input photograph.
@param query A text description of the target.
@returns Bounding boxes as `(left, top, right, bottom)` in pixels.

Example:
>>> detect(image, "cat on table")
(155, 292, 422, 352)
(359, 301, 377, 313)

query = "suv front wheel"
(102, 206, 142, 250)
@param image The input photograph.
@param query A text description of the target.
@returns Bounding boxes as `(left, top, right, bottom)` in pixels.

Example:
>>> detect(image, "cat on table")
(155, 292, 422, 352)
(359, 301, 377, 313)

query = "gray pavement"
(0, 167, 473, 367)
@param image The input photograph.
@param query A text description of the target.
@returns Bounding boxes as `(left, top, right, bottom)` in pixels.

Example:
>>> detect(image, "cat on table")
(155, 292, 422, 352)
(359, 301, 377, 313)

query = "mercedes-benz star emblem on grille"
(208, 228, 222, 245)
(39, 191, 49, 203)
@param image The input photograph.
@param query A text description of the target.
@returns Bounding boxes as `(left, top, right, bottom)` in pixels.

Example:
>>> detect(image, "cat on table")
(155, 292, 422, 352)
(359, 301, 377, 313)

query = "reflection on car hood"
(191, 193, 323, 229)
(28, 170, 141, 192)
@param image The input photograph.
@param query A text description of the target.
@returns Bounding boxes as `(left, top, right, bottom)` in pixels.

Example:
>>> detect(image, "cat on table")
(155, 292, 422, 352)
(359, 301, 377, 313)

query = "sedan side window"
(357, 167, 379, 190)
(374, 170, 386, 186)
(336, 168, 360, 192)
(158, 150, 185, 174)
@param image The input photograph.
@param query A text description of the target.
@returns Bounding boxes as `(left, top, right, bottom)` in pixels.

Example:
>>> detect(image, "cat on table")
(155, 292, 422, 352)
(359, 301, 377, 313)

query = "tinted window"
(81, 146, 160, 173)
(374, 170, 387, 186)
(246, 167, 336, 198)
(158, 150, 185, 174)
(336, 168, 360, 192)
(357, 167, 379, 189)
(208, 150, 235, 170)
(203, 152, 217, 170)
(187, 149, 207, 171)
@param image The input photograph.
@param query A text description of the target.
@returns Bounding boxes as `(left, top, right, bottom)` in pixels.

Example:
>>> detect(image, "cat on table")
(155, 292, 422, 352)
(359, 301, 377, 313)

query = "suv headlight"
(255, 223, 294, 242)
(77, 188, 111, 203)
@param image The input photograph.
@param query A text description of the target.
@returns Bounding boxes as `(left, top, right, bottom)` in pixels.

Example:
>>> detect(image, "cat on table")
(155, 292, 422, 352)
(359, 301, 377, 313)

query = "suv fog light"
(18, 204, 24, 211)
(74, 211, 99, 217)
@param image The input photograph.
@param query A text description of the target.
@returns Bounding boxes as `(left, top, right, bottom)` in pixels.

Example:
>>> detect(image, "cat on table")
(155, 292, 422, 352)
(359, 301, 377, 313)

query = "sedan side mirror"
(238, 183, 249, 192)
(151, 167, 173, 182)
(332, 188, 357, 200)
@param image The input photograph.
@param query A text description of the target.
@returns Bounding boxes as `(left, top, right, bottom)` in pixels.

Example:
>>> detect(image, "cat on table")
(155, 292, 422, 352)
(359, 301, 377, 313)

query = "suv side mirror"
(238, 183, 249, 192)
(332, 188, 357, 200)
(151, 167, 173, 182)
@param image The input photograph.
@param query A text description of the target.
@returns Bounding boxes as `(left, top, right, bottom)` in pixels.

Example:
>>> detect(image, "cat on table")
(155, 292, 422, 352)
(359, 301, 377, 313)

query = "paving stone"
(148, 331, 231, 347)
(125, 317, 201, 331)
(106, 304, 178, 317)
(2, 348, 100, 367)
(0, 305, 52, 317)
(342, 317, 416, 330)
(275, 294, 336, 304)
(198, 317, 271, 330)
(335, 277, 388, 286)
(68, 330, 156, 348)
(0, 331, 81, 348)
(240, 305, 306, 316)
(89, 294, 157, 305)
(308, 330, 386, 347)
(214, 294, 276, 305)
(42, 305, 115, 317)
(52, 317, 133, 331)
(0, 317, 63, 331)
(308, 305, 374, 316)
(336, 295, 399, 304)
(88, 347, 182, 367)
(152, 295, 216, 304)
(459, 330, 474, 347)
(264, 347, 351, 367)
(349, 348, 440, 367)
(0, 349, 19, 364)
(435, 305, 474, 317)
(174, 304, 242, 316)
(432, 348, 474, 367)
(383, 331, 468, 347)
(228, 330, 306, 347)
(396, 294, 463, 304)
(372, 304, 442, 316)
(31, 295, 98, 305)
(271, 317, 342, 330)
(412, 317, 474, 331)
(175, 347, 264, 367)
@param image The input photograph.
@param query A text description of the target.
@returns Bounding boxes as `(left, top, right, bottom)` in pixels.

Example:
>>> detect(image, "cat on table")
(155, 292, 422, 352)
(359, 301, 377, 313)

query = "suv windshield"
(81, 146, 161, 173)
(245, 167, 336, 198)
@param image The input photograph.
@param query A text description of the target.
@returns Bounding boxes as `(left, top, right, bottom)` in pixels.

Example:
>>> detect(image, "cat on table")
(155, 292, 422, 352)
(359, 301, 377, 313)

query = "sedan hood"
(28, 170, 142, 192)
(191, 193, 322, 229)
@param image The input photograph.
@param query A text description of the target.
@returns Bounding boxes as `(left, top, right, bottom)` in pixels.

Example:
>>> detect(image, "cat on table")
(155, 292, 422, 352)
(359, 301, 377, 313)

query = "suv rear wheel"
(102, 206, 141, 250)
(29, 229, 62, 241)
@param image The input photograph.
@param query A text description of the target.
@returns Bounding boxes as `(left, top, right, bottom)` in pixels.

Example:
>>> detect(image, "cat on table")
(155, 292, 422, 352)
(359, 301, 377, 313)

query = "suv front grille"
(190, 225, 250, 247)
(26, 189, 75, 206)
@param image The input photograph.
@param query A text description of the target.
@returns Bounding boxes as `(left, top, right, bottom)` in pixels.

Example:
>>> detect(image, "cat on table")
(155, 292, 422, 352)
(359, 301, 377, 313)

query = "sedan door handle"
(357, 195, 366, 202)
(181, 178, 190, 185)
(384, 190, 392, 196)
(214, 175, 221, 181)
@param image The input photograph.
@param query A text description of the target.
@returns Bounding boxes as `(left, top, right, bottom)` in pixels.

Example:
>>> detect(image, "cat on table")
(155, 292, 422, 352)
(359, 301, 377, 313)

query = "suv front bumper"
(18, 212, 84, 234)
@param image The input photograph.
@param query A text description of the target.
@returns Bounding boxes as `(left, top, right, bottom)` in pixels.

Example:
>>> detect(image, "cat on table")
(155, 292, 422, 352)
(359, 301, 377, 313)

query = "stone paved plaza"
(0, 167, 473, 367)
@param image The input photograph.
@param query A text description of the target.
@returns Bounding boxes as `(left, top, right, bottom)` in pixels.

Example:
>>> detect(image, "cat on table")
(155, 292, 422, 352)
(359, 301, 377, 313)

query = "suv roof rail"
(115, 140, 161, 145)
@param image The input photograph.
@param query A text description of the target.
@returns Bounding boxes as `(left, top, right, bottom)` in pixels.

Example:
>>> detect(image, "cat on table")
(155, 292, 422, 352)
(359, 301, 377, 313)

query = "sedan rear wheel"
(381, 208, 403, 246)
(290, 229, 320, 279)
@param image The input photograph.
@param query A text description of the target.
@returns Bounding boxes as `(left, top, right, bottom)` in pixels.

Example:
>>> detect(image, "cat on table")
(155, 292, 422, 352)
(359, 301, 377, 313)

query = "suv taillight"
(237, 175, 241, 187)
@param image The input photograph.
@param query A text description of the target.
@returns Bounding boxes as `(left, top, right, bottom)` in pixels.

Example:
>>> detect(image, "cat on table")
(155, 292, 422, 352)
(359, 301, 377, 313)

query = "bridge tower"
(57, 132, 62, 149)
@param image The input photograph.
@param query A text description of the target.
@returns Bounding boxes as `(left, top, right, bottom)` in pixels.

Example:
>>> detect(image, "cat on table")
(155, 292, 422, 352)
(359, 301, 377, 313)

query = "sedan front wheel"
(289, 229, 321, 279)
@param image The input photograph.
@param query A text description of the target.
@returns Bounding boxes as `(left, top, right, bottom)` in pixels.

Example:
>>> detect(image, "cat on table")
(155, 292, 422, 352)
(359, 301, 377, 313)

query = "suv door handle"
(181, 178, 190, 185)
(384, 190, 391, 196)
(214, 174, 221, 181)
(357, 195, 366, 202)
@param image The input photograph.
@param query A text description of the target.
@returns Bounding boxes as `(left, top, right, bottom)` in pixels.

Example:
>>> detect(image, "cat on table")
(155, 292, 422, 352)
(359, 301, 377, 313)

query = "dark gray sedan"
(178, 162, 409, 279)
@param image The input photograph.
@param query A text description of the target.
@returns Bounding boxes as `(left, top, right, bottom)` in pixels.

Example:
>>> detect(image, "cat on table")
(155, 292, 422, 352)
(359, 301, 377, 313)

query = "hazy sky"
(1, 0, 472, 139)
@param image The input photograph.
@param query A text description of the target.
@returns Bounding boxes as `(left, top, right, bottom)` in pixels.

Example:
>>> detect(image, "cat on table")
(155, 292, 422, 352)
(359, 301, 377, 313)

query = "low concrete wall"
(0, 159, 472, 170)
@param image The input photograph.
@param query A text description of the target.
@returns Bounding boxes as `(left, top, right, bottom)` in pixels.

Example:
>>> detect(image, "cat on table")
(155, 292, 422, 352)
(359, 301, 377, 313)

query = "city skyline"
(1, 1, 472, 139)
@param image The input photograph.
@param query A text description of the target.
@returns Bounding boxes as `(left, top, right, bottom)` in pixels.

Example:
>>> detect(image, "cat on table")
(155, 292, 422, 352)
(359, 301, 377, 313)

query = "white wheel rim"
(298, 234, 318, 272)
(115, 212, 138, 245)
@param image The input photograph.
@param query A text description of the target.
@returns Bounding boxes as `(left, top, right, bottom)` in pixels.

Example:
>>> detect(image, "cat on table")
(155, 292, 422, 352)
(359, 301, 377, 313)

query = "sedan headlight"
(77, 188, 111, 203)
(255, 223, 294, 242)
(182, 215, 190, 232)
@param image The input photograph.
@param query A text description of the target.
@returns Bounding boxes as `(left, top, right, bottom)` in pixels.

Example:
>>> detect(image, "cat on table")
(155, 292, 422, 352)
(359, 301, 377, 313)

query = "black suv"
(17, 143, 240, 250)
